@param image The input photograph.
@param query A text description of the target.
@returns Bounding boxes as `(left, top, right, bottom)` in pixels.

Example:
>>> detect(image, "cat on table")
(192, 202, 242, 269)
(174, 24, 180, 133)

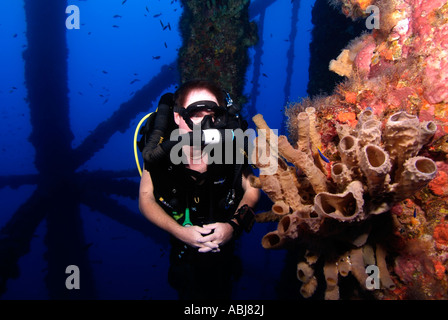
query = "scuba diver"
(138, 79, 260, 299)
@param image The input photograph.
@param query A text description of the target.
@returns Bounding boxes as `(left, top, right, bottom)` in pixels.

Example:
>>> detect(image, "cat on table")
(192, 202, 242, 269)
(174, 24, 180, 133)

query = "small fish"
(103, 98, 109, 104)
(163, 25, 168, 30)
(12, 33, 17, 38)
(146, 6, 149, 12)
(152, 56, 161, 60)
(164, 42, 167, 48)
(317, 148, 330, 163)
(130, 79, 141, 84)
(102, 70, 108, 74)
(122, 0, 127, 4)
(113, 14, 122, 18)
(153, 13, 162, 18)
(413, 208, 417, 218)
(159, 20, 164, 28)
(262, 73, 268, 78)
(112, 25, 120, 28)
(167, 22, 171, 31)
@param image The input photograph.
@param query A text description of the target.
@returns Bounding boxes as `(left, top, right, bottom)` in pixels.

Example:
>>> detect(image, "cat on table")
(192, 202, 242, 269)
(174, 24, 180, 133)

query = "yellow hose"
(133, 112, 153, 177)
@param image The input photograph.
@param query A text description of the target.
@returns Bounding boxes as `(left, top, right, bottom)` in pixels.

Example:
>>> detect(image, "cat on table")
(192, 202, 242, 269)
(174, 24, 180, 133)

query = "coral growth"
(252, 0, 448, 300)
(178, 0, 258, 106)
(252, 110, 439, 299)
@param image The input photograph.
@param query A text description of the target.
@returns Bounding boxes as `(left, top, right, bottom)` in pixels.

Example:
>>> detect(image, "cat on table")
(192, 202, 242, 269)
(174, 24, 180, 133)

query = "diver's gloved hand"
(158, 92, 174, 107)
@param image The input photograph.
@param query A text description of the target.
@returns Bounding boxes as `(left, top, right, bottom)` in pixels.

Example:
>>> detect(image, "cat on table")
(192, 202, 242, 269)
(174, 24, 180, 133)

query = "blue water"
(0, 0, 314, 300)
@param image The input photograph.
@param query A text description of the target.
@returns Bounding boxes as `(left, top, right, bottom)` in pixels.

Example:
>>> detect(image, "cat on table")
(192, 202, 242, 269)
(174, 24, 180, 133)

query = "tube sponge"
(325, 285, 340, 300)
(261, 230, 285, 249)
(359, 144, 391, 196)
(419, 121, 437, 147)
(358, 119, 382, 147)
(300, 276, 318, 299)
(306, 107, 327, 172)
(349, 247, 371, 291)
(323, 260, 340, 300)
(278, 135, 328, 194)
(331, 162, 353, 192)
(277, 213, 300, 239)
(337, 254, 351, 277)
(323, 260, 339, 288)
(314, 180, 364, 221)
(259, 174, 283, 203)
(297, 112, 312, 158)
(278, 170, 304, 212)
(271, 200, 290, 215)
(306, 107, 322, 153)
(338, 135, 359, 167)
(394, 156, 438, 202)
(297, 261, 314, 283)
(375, 244, 396, 290)
(384, 111, 421, 170)
(252, 104, 440, 299)
(356, 109, 375, 128)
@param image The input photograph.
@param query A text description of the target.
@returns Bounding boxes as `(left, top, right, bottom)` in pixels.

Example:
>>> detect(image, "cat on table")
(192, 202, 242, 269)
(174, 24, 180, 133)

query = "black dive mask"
(174, 100, 228, 130)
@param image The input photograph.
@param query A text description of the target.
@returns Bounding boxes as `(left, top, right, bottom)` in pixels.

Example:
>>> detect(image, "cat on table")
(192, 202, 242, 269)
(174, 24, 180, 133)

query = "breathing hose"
(134, 112, 152, 177)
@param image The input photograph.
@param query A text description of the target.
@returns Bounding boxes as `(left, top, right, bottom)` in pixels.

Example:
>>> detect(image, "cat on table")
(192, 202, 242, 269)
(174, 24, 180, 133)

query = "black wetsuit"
(147, 160, 245, 299)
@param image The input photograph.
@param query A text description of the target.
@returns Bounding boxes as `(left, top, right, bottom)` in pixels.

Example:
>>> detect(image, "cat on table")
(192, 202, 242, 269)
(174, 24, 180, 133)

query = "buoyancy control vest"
(147, 160, 245, 227)
(137, 92, 251, 227)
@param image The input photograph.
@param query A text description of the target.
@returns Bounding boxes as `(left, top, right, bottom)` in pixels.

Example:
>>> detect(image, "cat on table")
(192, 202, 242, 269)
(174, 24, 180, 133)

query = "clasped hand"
(181, 222, 233, 253)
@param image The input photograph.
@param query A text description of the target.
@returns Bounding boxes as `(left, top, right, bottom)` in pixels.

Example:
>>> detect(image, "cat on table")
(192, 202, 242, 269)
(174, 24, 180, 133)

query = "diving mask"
(174, 100, 228, 130)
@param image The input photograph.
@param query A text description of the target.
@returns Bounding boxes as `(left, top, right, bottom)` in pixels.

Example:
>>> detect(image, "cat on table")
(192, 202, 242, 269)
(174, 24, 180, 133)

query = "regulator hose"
(141, 93, 175, 165)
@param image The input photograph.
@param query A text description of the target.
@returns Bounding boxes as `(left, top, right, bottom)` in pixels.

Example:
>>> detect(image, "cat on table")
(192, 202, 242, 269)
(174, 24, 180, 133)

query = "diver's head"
(173, 79, 229, 132)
